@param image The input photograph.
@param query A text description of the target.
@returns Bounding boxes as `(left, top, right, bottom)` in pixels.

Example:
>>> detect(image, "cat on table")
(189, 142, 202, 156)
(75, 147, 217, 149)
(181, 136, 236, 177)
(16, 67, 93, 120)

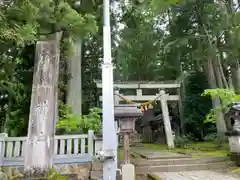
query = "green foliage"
(57, 106, 101, 134)
(203, 132, 217, 141)
(116, 1, 177, 81)
(150, 0, 184, 12)
(2, 0, 240, 141)
(80, 0, 108, 113)
(174, 135, 193, 148)
(202, 88, 240, 124)
(9, 168, 66, 180)
(183, 72, 212, 139)
(0, 0, 99, 136)
(0, 0, 98, 46)
(204, 109, 217, 124)
(202, 89, 237, 107)
(47, 169, 66, 180)
(0, 52, 32, 136)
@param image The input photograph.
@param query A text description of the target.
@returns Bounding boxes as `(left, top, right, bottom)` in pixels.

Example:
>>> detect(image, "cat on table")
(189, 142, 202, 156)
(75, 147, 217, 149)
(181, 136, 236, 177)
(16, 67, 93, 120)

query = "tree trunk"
(231, 62, 240, 94)
(213, 56, 225, 88)
(24, 32, 62, 170)
(178, 83, 185, 135)
(205, 58, 227, 142)
(217, 55, 229, 88)
(228, 75, 235, 91)
(67, 39, 82, 115)
(177, 53, 185, 135)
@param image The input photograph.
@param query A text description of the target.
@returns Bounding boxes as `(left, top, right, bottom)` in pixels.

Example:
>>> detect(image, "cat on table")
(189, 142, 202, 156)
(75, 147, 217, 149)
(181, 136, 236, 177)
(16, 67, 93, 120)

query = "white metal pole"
(102, 0, 117, 179)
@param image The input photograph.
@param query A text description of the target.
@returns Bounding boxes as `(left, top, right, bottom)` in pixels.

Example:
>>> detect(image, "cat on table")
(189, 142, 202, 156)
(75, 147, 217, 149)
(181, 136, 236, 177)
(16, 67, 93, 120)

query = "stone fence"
(0, 130, 103, 166)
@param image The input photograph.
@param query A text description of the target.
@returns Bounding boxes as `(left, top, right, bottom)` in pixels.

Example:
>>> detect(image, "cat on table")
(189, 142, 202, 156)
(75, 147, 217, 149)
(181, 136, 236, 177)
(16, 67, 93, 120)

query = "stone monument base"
(230, 152, 240, 166)
(226, 131, 240, 166)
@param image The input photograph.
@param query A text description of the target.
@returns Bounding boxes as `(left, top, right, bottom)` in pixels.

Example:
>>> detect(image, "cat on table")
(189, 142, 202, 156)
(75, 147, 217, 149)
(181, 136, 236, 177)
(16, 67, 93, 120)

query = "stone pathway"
(153, 170, 240, 180)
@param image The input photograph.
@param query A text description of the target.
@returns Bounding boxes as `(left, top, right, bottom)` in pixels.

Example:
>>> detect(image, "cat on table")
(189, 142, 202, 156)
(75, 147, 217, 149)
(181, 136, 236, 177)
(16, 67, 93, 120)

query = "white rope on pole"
(114, 92, 165, 111)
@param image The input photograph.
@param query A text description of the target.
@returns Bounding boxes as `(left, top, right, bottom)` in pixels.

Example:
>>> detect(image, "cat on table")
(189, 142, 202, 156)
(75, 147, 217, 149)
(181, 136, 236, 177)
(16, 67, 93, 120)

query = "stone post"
(114, 89, 120, 105)
(25, 32, 62, 170)
(122, 164, 135, 180)
(88, 130, 94, 156)
(0, 133, 7, 166)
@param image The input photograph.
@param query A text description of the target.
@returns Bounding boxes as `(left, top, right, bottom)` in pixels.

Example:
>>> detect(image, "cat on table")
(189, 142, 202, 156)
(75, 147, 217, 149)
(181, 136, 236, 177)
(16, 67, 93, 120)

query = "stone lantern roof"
(98, 104, 143, 119)
(225, 102, 240, 120)
(114, 104, 143, 118)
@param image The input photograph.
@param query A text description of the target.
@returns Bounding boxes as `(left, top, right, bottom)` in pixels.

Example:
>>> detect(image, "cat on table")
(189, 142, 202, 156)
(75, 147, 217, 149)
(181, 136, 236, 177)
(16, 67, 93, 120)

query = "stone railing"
(0, 130, 101, 166)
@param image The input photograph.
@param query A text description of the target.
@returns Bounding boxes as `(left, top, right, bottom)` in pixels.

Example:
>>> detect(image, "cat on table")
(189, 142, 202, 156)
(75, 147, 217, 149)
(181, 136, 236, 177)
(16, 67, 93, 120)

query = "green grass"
(144, 142, 229, 157)
(232, 168, 240, 173)
(117, 141, 230, 160)
(118, 148, 124, 160)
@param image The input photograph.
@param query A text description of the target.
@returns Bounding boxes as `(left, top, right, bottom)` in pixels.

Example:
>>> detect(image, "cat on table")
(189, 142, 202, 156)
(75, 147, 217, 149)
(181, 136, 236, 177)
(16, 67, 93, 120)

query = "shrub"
(183, 72, 212, 140)
(9, 168, 67, 180)
(174, 135, 193, 148)
(202, 88, 239, 124)
(57, 107, 102, 134)
(203, 133, 217, 141)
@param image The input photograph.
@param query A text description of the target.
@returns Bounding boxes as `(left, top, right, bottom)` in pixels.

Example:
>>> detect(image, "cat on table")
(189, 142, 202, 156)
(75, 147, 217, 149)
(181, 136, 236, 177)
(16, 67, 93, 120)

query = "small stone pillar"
(122, 164, 135, 180)
(225, 102, 240, 165)
(0, 133, 7, 167)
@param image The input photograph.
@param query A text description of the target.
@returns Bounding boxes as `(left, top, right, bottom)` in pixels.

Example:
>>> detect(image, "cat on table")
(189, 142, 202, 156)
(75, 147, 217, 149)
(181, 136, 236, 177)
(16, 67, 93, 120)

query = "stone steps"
(133, 151, 191, 160)
(136, 161, 235, 173)
(90, 157, 236, 179)
(90, 161, 235, 179)
(132, 156, 230, 166)
(91, 174, 146, 180)
(131, 152, 142, 159)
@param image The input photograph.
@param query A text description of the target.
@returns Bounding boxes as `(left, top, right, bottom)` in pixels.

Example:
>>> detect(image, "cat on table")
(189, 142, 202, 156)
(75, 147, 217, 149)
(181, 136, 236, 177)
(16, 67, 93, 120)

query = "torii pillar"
(159, 90, 175, 148)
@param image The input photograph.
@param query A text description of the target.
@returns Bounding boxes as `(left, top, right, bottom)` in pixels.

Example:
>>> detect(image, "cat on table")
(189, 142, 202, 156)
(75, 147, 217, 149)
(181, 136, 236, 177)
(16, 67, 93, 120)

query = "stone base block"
(228, 136, 240, 153)
(227, 135, 240, 166)
(122, 164, 135, 180)
(53, 163, 91, 179)
(230, 153, 240, 166)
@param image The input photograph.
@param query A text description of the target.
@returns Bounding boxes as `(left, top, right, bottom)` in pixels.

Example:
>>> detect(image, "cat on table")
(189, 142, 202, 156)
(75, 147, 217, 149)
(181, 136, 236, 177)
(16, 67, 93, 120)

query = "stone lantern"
(114, 104, 143, 164)
(225, 102, 240, 165)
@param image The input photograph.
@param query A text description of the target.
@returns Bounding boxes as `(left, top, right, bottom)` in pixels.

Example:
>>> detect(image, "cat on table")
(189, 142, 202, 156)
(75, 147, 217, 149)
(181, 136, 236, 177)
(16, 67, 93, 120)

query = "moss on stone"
(147, 173, 163, 180)
(140, 142, 229, 158)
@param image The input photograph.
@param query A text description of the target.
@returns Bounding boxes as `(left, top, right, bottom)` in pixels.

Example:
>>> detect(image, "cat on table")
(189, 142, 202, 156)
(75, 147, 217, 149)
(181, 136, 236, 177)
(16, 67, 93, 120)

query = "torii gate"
(96, 81, 180, 148)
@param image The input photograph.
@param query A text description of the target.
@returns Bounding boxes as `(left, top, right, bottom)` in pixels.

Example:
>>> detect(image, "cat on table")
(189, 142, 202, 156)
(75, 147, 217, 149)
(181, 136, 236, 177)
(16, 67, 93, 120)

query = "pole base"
(122, 164, 135, 180)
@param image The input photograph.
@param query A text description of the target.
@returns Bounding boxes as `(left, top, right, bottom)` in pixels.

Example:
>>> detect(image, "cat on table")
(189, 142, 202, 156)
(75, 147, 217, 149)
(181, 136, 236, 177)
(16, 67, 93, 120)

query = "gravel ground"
(152, 170, 240, 180)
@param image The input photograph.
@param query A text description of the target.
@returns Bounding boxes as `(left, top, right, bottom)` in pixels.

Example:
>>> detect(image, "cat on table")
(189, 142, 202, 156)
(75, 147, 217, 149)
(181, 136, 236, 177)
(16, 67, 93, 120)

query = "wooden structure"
(0, 131, 102, 166)
(96, 81, 180, 148)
